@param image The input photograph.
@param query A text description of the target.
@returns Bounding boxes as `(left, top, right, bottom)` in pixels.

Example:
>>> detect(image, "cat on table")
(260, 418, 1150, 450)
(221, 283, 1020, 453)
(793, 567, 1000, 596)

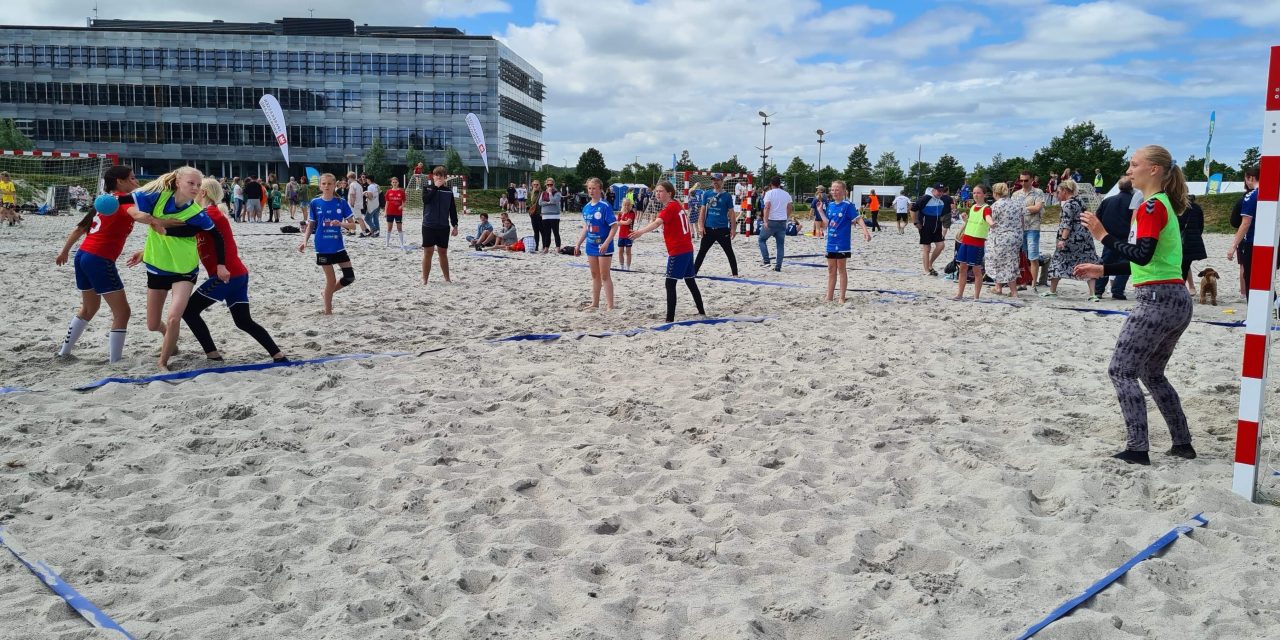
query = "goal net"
(677, 171, 755, 222)
(0, 150, 115, 215)
(403, 173, 468, 215)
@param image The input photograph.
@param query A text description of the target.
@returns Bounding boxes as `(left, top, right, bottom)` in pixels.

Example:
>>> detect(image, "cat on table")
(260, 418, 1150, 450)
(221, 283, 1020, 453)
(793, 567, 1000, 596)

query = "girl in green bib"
(125, 166, 229, 370)
(1075, 145, 1194, 465)
(953, 184, 992, 301)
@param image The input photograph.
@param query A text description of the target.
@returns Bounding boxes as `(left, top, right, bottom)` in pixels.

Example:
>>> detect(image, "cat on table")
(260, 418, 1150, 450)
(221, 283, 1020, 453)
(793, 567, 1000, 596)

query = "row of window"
(499, 96, 543, 132)
(0, 81, 496, 116)
(499, 59, 545, 101)
(507, 133, 543, 161)
(0, 44, 487, 78)
(28, 119, 452, 150)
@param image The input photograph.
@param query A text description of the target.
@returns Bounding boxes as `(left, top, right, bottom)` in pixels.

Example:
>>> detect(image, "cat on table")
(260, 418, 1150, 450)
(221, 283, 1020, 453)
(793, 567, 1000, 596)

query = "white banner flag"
(465, 113, 488, 171)
(259, 94, 290, 166)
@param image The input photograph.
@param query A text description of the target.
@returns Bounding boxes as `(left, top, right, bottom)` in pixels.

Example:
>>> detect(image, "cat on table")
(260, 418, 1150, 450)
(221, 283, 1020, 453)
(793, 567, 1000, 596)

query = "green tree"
(443, 146, 468, 178)
(971, 153, 1031, 186)
(363, 138, 392, 183)
(759, 163, 781, 189)
(816, 165, 840, 188)
(0, 119, 33, 149)
(783, 156, 816, 195)
(710, 155, 749, 174)
(872, 151, 905, 185)
(675, 149, 699, 172)
(842, 144, 873, 185)
(929, 154, 966, 192)
(1030, 122, 1127, 191)
(405, 144, 426, 175)
(1241, 146, 1261, 173)
(576, 148, 610, 183)
(906, 161, 932, 196)
(1182, 155, 1238, 182)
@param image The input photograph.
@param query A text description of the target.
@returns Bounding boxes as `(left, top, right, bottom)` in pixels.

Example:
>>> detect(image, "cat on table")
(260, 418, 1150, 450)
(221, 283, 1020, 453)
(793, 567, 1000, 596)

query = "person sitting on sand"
(494, 214, 518, 250)
(468, 213, 495, 249)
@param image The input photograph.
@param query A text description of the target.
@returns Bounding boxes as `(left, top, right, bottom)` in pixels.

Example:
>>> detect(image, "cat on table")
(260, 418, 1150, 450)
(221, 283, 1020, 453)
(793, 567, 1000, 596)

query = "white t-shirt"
(365, 182, 380, 211)
(762, 188, 792, 221)
(347, 180, 365, 214)
(516, 187, 528, 200)
(233, 184, 242, 200)
(734, 182, 748, 198)
(893, 194, 910, 213)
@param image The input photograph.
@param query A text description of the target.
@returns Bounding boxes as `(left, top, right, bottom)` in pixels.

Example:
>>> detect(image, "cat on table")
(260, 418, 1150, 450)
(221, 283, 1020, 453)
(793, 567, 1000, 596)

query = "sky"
(6, 0, 1280, 176)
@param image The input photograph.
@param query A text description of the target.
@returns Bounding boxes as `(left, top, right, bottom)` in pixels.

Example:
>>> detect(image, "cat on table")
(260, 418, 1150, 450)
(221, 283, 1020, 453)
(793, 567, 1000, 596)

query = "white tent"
(1104, 181, 1245, 199)
(851, 185, 905, 208)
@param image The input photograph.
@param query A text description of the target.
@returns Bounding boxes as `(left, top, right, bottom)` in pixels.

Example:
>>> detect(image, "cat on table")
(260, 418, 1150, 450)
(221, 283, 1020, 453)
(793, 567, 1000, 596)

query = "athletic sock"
(399, 230, 405, 249)
(385, 232, 391, 248)
(108, 329, 126, 363)
(58, 315, 90, 356)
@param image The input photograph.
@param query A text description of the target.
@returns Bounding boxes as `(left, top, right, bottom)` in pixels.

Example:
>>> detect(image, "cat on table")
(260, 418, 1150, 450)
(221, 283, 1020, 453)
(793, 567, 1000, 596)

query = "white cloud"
(977, 2, 1183, 62)
(0, 1, 507, 28)
(420, 0, 512, 19)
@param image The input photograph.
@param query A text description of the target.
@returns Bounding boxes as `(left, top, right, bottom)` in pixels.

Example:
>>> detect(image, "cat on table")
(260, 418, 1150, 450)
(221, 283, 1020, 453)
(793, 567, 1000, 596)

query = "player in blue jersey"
(693, 174, 739, 276)
(819, 181, 871, 303)
(574, 177, 619, 311)
(298, 173, 359, 315)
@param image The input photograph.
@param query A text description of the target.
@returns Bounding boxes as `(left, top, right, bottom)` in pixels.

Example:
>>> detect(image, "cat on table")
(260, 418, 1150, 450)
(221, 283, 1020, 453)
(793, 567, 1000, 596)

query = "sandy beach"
(2, 210, 1279, 639)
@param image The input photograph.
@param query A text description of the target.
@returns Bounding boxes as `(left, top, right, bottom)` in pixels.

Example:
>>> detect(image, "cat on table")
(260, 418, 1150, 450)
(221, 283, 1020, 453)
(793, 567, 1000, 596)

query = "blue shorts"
(665, 252, 695, 279)
(74, 250, 123, 295)
(1024, 229, 1041, 260)
(585, 239, 614, 257)
(955, 243, 985, 266)
(618, 238, 633, 248)
(195, 274, 250, 306)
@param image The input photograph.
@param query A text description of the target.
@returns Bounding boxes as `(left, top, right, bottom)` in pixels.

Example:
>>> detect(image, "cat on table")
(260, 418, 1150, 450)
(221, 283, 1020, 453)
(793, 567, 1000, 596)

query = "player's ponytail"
(1140, 145, 1187, 214)
(138, 166, 201, 194)
(102, 165, 134, 193)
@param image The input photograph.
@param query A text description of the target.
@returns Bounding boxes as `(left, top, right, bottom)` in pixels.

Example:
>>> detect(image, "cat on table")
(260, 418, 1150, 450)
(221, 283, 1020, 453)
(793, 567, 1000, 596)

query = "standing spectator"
(1179, 194, 1206, 296)
(527, 182, 543, 252)
(1011, 170, 1047, 291)
(345, 171, 371, 237)
(1071, 168, 1083, 183)
(268, 181, 282, 223)
(516, 182, 528, 212)
(286, 177, 300, 220)
(1042, 180, 1099, 300)
(1228, 167, 1260, 299)
(1093, 177, 1138, 299)
(866, 189, 881, 232)
(506, 182, 517, 213)
(364, 176, 381, 238)
(911, 184, 950, 276)
(242, 176, 264, 223)
(958, 182, 972, 209)
(231, 177, 244, 222)
(1094, 168, 1105, 190)
(757, 176, 793, 271)
(892, 190, 911, 235)
(985, 182, 1024, 298)
(538, 177, 563, 253)
(810, 185, 828, 238)
(1047, 174, 1059, 205)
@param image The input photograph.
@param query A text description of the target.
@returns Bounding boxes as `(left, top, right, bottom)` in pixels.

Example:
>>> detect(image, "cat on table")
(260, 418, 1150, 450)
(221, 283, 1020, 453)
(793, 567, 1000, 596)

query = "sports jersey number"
(88, 214, 103, 234)
(678, 213, 689, 235)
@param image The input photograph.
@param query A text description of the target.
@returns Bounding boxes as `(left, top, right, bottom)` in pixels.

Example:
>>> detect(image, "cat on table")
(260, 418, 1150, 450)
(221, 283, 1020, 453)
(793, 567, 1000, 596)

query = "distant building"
(0, 17, 544, 182)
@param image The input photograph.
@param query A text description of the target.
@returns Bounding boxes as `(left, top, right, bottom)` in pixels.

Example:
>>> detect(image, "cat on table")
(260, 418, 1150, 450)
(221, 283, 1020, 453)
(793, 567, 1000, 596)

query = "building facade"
(0, 18, 544, 184)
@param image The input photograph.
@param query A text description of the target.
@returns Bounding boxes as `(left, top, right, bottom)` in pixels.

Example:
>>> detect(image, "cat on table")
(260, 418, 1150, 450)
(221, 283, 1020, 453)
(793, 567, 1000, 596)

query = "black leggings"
(693, 227, 738, 276)
(665, 277, 706, 323)
(182, 294, 281, 357)
(528, 213, 543, 250)
(539, 218, 561, 249)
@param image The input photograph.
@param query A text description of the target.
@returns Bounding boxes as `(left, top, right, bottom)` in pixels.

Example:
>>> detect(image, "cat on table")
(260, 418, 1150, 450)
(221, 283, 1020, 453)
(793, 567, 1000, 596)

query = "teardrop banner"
(260, 94, 290, 166)
(465, 112, 488, 171)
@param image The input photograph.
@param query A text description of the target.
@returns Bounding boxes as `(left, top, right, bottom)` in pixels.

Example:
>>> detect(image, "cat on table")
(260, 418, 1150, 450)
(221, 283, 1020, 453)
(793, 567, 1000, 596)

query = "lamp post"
(757, 111, 775, 179)
(816, 129, 826, 190)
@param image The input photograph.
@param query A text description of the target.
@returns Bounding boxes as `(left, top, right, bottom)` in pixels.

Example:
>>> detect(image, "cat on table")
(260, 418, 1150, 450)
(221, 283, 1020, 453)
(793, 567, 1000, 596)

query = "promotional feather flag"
(260, 94, 290, 166)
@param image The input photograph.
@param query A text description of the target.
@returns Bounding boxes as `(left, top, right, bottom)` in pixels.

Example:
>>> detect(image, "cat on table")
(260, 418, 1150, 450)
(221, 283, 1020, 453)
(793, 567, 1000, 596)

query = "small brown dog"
(1198, 267, 1219, 305)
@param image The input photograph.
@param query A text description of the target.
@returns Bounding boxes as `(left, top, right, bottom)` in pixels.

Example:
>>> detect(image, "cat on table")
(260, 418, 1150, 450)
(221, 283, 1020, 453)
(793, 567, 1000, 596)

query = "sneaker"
(358, 232, 369, 238)
(1040, 291, 1057, 298)
(1111, 449, 1151, 465)
(1112, 293, 1127, 300)
(1088, 295, 1102, 302)
(1166, 444, 1197, 459)
(762, 259, 772, 266)
(928, 269, 938, 277)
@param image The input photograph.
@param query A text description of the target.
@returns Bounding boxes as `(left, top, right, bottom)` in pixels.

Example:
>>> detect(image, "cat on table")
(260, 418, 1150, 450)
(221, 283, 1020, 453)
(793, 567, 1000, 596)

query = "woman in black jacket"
(1179, 194, 1207, 295)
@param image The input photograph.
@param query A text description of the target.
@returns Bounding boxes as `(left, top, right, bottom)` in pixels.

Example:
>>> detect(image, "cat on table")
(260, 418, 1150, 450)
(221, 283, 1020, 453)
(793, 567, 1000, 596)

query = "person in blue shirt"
(1228, 166, 1260, 299)
(574, 177, 619, 311)
(468, 213, 495, 249)
(693, 174, 739, 276)
(958, 182, 972, 208)
(819, 180, 871, 303)
(298, 173, 358, 315)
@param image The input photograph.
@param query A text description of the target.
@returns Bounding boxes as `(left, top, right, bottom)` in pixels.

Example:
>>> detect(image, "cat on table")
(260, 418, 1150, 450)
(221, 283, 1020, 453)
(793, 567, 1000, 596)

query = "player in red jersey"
(54, 165, 180, 362)
(629, 180, 706, 322)
(384, 176, 407, 250)
(177, 178, 286, 363)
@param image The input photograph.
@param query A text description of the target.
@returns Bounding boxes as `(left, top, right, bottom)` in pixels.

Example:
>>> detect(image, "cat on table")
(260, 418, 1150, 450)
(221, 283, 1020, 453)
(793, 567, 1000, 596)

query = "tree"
(675, 149, 699, 172)
(363, 138, 392, 183)
(444, 146, 468, 177)
(971, 153, 1030, 186)
(1030, 122, 1127, 192)
(816, 165, 840, 188)
(842, 144, 873, 185)
(783, 156, 816, 195)
(929, 154, 966, 192)
(1241, 146, 1261, 173)
(405, 144, 426, 175)
(1181, 154, 1238, 182)
(872, 151, 905, 186)
(906, 161, 932, 196)
(0, 119, 32, 150)
(576, 148, 609, 183)
(710, 155, 749, 174)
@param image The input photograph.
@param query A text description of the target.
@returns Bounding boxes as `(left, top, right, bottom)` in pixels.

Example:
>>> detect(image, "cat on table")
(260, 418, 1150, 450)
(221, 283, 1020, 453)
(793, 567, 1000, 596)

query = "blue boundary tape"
(0, 526, 136, 639)
(696, 275, 807, 288)
(75, 352, 411, 391)
(492, 316, 770, 343)
(1017, 513, 1208, 639)
(0, 386, 32, 394)
(468, 252, 517, 259)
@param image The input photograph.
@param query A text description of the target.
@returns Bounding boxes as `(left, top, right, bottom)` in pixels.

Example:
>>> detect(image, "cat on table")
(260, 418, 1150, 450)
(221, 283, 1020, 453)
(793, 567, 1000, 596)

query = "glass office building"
(0, 18, 544, 182)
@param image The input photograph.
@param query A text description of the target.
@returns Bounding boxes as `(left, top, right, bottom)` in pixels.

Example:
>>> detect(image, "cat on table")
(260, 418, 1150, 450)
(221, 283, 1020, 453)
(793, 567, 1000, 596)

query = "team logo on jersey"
(593, 212, 602, 220)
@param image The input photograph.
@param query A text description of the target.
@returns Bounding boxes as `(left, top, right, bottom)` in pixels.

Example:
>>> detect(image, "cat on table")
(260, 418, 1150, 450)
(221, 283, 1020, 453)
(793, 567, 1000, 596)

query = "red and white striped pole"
(1233, 45, 1280, 501)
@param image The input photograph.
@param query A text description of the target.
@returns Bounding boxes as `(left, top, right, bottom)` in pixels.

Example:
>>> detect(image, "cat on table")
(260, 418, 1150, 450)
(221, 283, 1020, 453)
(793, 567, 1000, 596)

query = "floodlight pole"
(816, 129, 826, 188)
(758, 111, 775, 179)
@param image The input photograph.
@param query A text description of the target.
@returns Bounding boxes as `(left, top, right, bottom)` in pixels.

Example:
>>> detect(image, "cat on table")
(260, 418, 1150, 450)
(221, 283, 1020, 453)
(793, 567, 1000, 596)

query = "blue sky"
(9, 0, 1280, 176)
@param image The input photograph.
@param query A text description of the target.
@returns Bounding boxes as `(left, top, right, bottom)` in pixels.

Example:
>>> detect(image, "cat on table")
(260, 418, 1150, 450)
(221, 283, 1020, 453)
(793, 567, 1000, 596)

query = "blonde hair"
(138, 166, 203, 194)
(620, 198, 634, 213)
(586, 177, 603, 189)
(830, 180, 847, 192)
(1057, 179, 1077, 194)
(1136, 145, 1188, 213)
(992, 182, 1010, 198)
(320, 173, 336, 182)
(198, 177, 224, 206)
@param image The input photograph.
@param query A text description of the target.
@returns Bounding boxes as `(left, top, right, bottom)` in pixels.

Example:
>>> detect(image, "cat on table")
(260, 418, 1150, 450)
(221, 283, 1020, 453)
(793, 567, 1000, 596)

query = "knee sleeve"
(339, 267, 356, 287)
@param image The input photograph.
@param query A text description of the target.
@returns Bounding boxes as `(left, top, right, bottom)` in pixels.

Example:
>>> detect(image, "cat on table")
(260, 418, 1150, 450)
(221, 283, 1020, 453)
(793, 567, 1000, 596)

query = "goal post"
(402, 173, 468, 215)
(678, 170, 754, 220)
(0, 149, 117, 215)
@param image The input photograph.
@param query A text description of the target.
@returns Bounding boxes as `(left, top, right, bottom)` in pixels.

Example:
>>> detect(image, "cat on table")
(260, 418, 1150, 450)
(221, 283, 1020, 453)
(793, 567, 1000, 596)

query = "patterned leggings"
(1107, 283, 1193, 451)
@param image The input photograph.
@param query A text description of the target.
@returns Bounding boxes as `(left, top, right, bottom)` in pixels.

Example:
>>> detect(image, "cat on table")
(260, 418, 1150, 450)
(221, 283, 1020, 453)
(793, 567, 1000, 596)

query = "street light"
(816, 129, 826, 191)
(757, 111, 775, 180)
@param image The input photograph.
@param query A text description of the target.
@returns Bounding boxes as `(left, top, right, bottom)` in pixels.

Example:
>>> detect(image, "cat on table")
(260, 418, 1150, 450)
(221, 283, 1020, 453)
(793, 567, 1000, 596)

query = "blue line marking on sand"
(1017, 513, 1207, 640)
(492, 317, 770, 343)
(696, 275, 807, 288)
(0, 527, 136, 639)
(75, 352, 411, 391)
(0, 386, 32, 394)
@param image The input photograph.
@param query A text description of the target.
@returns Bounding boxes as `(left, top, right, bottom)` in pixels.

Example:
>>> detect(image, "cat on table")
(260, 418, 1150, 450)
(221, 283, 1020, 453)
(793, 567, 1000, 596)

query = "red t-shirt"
(78, 191, 136, 261)
(659, 201, 693, 256)
(197, 205, 248, 278)
(959, 205, 991, 247)
(617, 210, 636, 239)
(385, 188, 406, 216)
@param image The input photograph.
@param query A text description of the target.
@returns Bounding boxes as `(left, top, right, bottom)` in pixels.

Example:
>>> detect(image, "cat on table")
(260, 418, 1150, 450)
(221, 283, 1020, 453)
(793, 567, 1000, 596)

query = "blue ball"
(94, 194, 119, 215)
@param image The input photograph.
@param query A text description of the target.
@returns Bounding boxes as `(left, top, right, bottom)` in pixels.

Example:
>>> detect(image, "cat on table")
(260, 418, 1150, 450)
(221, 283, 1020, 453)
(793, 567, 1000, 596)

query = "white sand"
(2, 210, 1280, 639)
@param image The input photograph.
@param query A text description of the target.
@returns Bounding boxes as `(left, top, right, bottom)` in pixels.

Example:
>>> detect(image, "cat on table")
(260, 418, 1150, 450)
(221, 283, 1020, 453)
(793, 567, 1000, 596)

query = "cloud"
(977, 2, 1183, 62)
(420, 0, 512, 18)
(0, 1, 507, 28)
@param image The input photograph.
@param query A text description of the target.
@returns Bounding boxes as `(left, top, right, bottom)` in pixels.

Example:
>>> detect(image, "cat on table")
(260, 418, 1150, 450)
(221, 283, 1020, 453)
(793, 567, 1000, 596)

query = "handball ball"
(94, 194, 119, 215)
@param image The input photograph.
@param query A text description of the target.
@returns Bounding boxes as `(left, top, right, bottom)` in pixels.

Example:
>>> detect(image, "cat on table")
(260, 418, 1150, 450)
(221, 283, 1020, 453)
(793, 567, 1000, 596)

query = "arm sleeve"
(131, 190, 159, 213)
(164, 225, 201, 238)
(1102, 235, 1158, 266)
(449, 195, 458, 227)
(204, 225, 227, 264)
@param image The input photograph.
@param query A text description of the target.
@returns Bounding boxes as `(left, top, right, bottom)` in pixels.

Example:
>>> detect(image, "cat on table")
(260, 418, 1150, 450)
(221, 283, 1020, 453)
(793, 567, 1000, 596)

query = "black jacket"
(1095, 189, 1134, 240)
(1179, 203, 1207, 262)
